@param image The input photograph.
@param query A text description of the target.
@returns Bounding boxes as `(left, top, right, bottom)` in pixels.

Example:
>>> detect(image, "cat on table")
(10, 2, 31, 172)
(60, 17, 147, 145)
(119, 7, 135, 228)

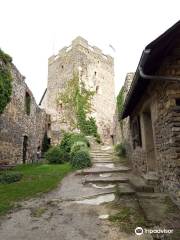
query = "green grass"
(0, 163, 72, 216)
(109, 207, 148, 233)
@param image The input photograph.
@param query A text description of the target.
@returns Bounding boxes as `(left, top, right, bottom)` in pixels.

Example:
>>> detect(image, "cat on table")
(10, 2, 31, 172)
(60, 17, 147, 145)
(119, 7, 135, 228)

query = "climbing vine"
(57, 73, 98, 136)
(117, 86, 125, 131)
(117, 86, 124, 114)
(0, 49, 12, 114)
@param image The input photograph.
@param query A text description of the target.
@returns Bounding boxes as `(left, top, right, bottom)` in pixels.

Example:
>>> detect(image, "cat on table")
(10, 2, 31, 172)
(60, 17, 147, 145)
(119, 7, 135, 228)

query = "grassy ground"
(0, 163, 72, 216)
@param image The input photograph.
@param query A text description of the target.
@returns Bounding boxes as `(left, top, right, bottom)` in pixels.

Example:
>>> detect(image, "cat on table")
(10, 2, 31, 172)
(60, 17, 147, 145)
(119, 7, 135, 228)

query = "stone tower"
(41, 37, 115, 144)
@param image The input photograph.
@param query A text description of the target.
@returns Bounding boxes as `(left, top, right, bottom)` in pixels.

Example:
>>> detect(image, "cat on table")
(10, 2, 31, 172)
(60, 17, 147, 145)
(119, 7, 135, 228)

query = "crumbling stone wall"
(0, 64, 47, 164)
(43, 37, 115, 144)
(113, 73, 133, 148)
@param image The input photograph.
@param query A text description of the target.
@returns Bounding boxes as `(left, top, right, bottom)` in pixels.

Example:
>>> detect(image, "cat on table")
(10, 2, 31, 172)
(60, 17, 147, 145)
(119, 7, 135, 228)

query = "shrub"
(94, 133, 101, 144)
(0, 172, 23, 184)
(115, 143, 126, 157)
(59, 132, 90, 162)
(71, 149, 92, 169)
(68, 133, 90, 147)
(59, 133, 73, 158)
(71, 141, 88, 153)
(45, 146, 65, 164)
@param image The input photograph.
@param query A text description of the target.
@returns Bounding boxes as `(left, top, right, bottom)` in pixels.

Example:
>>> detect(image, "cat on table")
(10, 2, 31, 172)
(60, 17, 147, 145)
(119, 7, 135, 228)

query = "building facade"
(0, 63, 47, 164)
(40, 37, 115, 144)
(121, 21, 180, 204)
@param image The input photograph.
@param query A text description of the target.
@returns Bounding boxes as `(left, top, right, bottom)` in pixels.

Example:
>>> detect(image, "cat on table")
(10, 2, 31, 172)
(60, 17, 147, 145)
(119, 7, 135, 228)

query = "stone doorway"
(142, 108, 156, 172)
(23, 136, 28, 164)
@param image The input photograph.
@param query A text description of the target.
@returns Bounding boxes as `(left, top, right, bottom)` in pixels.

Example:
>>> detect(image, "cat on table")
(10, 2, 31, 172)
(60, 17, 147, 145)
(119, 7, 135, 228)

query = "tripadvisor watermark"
(135, 227, 174, 236)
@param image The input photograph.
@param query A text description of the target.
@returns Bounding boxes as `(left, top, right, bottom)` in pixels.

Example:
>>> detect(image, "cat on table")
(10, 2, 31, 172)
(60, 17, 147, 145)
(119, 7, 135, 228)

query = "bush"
(71, 141, 87, 153)
(94, 133, 101, 144)
(45, 146, 65, 164)
(68, 133, 90, 147)
(115, 143, 126, 157)
(0, 172, 23, 184)
(71, 149, 92, 169)
(59, 132, 90, 162)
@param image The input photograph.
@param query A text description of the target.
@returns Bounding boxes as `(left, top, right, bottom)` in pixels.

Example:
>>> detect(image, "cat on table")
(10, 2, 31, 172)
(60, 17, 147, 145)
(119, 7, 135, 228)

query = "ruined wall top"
(48, 36, 113, 65)
(123, 72, 134, 98)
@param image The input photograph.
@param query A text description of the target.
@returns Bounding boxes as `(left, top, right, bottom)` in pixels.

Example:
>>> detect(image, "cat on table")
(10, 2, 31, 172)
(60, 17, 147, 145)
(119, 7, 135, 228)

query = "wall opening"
(131, 116, 142, 149)
(175, 98, 180, 106)
(96, 86, 99, 93)
(23, 136, 28, 164)
(142, 107, 156, 172)
(25, 92, 31, 115)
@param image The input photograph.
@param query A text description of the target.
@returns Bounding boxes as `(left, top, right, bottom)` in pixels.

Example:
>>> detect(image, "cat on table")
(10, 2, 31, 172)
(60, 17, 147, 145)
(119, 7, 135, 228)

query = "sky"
(0, 0, 180, 103)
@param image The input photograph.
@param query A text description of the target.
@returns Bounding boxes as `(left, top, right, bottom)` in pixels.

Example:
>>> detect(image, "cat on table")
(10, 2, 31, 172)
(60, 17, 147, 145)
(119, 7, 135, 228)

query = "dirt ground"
(0, 173, 132, 240)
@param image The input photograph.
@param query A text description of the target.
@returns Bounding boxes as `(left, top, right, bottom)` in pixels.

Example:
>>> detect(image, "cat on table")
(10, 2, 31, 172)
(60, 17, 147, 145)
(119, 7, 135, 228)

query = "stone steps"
(117, 183, 136, 195)
(129, 174, 155, 193)
(77, 166, 131, 175)
(91, 155, 113, 158)
(91, 153, 113, 155)
(93, 160, 119, 164)
(84, 176, 129, 184)
(91, 158, 114, 161)
(91, 152, 113, 156)
(142, 172, 160, 185)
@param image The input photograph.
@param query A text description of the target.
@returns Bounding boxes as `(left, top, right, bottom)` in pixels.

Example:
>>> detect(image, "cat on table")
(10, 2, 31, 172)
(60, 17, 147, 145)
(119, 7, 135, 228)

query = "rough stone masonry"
(40, 37, 116, 144)
(0, 63, 48, 164)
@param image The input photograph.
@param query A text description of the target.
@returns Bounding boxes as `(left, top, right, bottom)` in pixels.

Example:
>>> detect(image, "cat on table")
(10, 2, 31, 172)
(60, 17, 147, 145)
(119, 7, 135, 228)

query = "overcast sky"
(0, 0, 179, 102)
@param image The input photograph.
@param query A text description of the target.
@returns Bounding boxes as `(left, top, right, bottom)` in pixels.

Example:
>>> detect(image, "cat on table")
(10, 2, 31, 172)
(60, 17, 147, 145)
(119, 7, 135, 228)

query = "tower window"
(61, 65, 64, 69)
(25, 92, 31, 115)
(94, 71, 97, 76)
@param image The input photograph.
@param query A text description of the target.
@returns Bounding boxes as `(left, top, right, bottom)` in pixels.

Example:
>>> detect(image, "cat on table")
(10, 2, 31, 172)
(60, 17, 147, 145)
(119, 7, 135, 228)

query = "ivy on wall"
(117, 86, 124, 114)
(57, 73, 98, 136)
(0, 49, 12, 114)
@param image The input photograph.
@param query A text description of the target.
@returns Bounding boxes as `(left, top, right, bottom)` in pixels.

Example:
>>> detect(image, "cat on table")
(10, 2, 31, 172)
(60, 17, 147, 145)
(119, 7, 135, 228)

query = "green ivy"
(0, 49, 12, 114)
(117, 86, 124, 114)
(57, 73, 98, 137)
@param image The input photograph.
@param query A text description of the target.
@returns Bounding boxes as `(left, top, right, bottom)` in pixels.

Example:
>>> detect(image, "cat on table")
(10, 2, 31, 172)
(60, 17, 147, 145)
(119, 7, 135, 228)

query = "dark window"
(176, 98, 180, 106)
(25, 92, 31, 115)
(131, 116, 142, 149)
(23, 136, 28, 164)
(94, 71, 97, 76)
(96, 86, 99, 93)
(61, 65, 64, 69)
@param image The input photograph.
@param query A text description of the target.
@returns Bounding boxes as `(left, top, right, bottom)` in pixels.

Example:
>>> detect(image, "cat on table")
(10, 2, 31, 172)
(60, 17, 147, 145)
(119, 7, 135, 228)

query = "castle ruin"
(40, 37, 115, 144)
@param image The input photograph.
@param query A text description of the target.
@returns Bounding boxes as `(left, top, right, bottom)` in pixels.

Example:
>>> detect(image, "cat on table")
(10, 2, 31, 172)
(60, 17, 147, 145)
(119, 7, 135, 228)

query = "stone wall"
(113, 73, 133, 147)
(127, 44, 180, 202)
(42, 37, 115, 144)
(0, 64, 47, 164)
